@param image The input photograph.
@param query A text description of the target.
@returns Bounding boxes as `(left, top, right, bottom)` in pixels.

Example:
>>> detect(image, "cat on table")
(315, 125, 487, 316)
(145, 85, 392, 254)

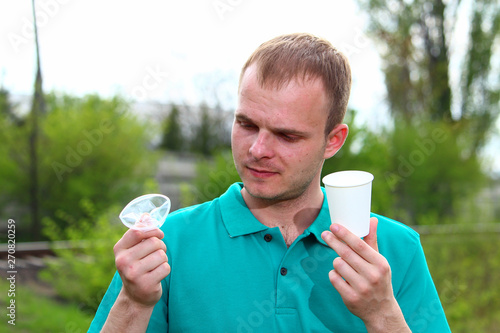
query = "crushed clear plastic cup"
(119, 194, 171, 231)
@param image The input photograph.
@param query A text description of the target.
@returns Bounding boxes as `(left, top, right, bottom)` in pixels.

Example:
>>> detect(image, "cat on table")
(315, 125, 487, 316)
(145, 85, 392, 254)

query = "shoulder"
(161, 182, 243, 234)
(162, 198, 221, 233)
(371, 213, 423, 274)
(371, 213, 429, 287)
(159, 198, 223, 259)
(372, 212, 420, 247)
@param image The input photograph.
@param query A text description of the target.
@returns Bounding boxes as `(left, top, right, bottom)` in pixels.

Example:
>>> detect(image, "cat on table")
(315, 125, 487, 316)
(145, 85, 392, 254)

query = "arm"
(101, 228, 171, 333)
(321, 218, 411, 333)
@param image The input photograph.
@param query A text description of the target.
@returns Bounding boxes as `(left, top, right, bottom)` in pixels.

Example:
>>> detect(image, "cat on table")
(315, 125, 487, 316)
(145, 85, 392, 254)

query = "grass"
(421, 230, 500, 333)
(0, 278, 93, 333)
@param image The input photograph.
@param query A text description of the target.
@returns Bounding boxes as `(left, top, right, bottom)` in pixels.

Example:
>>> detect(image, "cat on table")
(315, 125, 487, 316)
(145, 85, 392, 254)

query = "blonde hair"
(239, 33, 351, 135)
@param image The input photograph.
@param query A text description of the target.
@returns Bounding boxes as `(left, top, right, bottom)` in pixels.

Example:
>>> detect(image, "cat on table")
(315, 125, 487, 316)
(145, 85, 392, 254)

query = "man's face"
(232, 65, 343, 202)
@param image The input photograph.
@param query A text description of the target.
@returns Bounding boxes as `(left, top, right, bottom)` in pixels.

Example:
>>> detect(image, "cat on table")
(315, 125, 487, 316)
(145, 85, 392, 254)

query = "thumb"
(364, 217, 379, 252)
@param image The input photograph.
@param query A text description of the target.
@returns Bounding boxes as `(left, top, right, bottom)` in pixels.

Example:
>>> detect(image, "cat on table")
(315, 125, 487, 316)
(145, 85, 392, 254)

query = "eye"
(239, 121, 257, 129)
(280, 133, 300, 142)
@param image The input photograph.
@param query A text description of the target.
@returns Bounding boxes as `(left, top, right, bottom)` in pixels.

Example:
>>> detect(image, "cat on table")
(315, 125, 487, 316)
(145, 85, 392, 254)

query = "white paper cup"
(322, 170, 374, 237)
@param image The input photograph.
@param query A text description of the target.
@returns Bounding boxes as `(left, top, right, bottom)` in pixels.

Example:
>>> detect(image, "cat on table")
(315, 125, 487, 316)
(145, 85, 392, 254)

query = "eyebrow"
(234, 113, 310, 137)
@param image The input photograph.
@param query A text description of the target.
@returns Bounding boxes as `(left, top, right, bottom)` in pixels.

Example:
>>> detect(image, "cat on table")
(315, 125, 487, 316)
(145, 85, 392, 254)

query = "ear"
(324, 124, 348, 159)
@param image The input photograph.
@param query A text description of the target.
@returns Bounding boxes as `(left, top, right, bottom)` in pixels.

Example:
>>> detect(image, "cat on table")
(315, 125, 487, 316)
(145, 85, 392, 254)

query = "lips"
(246, 166, 279, 178)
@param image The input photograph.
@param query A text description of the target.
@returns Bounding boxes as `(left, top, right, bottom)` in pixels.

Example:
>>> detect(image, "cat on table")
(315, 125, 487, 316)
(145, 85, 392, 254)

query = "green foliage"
(386, 119, 485, 224)
(0, 92, 159, 239)
(355, 0, 500, 156)
(0, 92, 30, 220)
(460, 0, 500, 153)
(190, 103, 231, 156)
(180, 150, 240, 206)
(325, 112, 486, 224)
(40, 199, 125, 312)
(0, 279, 93, 332)
(0, 88, 21, 125)
(160, 104, 184, 151)
(159, 102, 232, 156)
(421, 229, 500, 332)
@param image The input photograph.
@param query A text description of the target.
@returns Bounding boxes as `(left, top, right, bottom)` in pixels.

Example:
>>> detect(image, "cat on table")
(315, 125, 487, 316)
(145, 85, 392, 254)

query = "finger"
(115, 228, 164, 252)
(119, 247, 168, 281)
(328, 268, 355, 299)
(363, 217, 379, 252)
(141, 248, 169, 271)
(329, 224, 379, 264)
(332, 257, 365, 289)
(323, 231, 372, 278)
(147, 261, 171, 284)
(133, 248, 169, 277)
(125, 236, 167, 262)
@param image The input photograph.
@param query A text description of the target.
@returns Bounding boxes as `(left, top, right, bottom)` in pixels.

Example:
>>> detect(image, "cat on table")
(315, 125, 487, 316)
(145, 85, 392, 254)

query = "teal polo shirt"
(89, 182, 450, 332)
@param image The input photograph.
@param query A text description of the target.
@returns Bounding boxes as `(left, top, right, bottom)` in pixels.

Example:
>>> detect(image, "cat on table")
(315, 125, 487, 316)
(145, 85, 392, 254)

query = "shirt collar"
(220, 183, 269, 237)
(306, 187, 331, 247)
(220, 183, 331, 246)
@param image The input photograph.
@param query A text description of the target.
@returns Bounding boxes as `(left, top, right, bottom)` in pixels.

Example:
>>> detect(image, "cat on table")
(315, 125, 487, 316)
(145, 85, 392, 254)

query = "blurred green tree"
(0, 92, 158, 240)
(0, 88, 22, 125)
(356, 0, 500, 156)
(160, 104, 184, 151)
(385, 118, 484, 224)
(352, 0, 497, 223)
(323, 111, 485, 224)
(191, 103, 212, 155)
(190, 103, 231, 156)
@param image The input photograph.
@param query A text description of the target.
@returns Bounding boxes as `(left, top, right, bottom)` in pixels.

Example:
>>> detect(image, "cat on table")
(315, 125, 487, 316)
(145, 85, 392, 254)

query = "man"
(90, 33, 450, 332)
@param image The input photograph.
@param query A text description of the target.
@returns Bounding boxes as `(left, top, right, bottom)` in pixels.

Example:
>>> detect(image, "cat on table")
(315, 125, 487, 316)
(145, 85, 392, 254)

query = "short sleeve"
(88, 271, 123, 332)
(87, 272, 169, 332)
(396, 241, 451, 333)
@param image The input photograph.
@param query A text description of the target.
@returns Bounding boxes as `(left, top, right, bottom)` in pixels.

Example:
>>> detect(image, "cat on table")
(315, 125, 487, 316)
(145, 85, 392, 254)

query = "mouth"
(246, 166, 279, 178)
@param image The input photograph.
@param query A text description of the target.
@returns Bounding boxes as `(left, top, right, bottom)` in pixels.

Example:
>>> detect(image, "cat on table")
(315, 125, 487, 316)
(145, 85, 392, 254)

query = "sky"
(1, 0, 499, 173)
(1, 1, 386, 115)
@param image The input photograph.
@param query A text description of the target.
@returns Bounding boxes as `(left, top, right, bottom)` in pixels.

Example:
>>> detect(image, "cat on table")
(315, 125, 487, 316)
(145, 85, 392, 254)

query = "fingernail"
(331, 224, 339, 233)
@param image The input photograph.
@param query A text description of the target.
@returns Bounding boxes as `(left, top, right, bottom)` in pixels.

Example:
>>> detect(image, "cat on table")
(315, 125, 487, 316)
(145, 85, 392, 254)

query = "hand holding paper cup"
(322, 170, 374, 238)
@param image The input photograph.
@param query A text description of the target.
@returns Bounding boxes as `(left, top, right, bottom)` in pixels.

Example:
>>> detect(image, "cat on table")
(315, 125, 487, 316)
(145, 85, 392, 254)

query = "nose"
(249, 131, 274, 160)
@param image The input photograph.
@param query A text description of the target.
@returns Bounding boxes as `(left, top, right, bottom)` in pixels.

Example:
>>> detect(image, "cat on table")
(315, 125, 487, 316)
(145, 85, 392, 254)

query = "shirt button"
(264, 234, 272, 242)
(280, 267, 288, 276)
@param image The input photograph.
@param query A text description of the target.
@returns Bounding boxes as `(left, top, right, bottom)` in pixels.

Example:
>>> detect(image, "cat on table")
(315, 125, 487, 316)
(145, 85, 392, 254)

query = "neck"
(242, 184, 324, 245)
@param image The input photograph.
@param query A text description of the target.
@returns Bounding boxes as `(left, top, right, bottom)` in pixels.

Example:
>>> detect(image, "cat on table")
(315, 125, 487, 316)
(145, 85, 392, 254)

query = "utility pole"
(29, 0, 46, 240)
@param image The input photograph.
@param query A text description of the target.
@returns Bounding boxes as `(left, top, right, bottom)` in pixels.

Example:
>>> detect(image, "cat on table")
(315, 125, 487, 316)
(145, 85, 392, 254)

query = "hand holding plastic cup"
(322, 170, 374, 238)
(119, 194, 171, 232)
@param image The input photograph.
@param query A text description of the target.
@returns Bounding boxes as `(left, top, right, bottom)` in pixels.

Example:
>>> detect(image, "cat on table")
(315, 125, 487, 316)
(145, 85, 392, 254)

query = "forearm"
(101, 289, 154, 333)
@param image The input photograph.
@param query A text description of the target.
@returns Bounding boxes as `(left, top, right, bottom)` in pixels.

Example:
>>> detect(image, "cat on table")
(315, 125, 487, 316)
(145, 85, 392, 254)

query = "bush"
(180, 150, 240, 206)
(40, 199, 126, 312)
(0, 93, 159, 239)
(385, 118, 485, 224)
